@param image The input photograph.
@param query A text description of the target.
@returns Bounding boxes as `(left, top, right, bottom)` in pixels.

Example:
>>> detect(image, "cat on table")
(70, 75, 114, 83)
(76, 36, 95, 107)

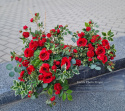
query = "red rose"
(39, 48, 50, 61)
(95, 46, 105, 55)
(19, 64, 21, 67)
(20, 70, 25, 77)
(90, 35, 101, 43)
(52, 65, 57, 72)
(50, 29, 56, 33)
(39, 63, 50, 74)
(18, 77, 25, 82)
(27, 65, 35, 75)
(102, 39, 109, 46)
(30, 18, 33, 22)
(24, 48, 34, 58)
(86, 27, 91, 31)
(78, 32, 85, 38)
(42, 34, 46, 37)
(54, 83, 62, 94)
(35, 13, 37, 16)
(22, 60, 29, 67)
(48, 50, 52, 54)
(61, 57, 71, 70)
(97, 54, 108, 64)
(38, 74, 43, 81)
(23, 25, 28, 30)
(87, 50, 94, 57)
(88, 58, 93, 61)
(56, 61, 60, 65)
(74, 59, 81, 66)
(50, 96, 55, 101)
(47, 33, 51, 38)
(38, 38, 47, 47)
(110, 56, 114, 60)
(15, 56, 19, 61)
(18, 58, 22, 62)
(42, 72, 55, 83)
(22, 32, 30, 38)
(88, 43, 94, 51)
(73, 49, 78, 53)
(77, 38, 87, 47)
(55, 90, 61, 95)
(57, 29, 60, 34)
(105, 45, 110, 50)
(28, 94, 31, 98)
(89, 21, 92, 24)
(59, 25, 63, 28)
(29, 40, 38, 50)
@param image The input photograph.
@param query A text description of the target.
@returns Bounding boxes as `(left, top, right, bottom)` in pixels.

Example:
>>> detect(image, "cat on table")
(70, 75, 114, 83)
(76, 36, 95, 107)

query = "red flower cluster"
(18, 71, 25, 82)
(61, 57, 71, 70)
(54, 83, 62, 95)
(27, 65, 35, 75)
(38, 72, 55, 83)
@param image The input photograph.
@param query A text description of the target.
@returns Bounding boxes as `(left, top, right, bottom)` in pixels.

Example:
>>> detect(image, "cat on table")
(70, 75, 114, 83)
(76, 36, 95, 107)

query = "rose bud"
(30, 18, 33, 22)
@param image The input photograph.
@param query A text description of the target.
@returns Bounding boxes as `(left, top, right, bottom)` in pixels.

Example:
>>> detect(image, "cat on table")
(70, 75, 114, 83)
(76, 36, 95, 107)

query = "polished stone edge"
(0, 58, 125, 106)
(68, 58, 125, 84)
(0, 90, 21, 106)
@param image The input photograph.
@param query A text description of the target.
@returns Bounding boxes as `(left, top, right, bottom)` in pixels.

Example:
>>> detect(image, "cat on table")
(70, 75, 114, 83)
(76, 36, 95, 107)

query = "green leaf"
(48, 88, 53, 95)
(61, 64, 66, 71)
(62, 93, 66, 101)
(43, 83, 48, 88)
(107, 66, 112, 72)
(63, 85, 69, 90)
(6, 64, 13, 70)
(71, 37, 76, 43)
(59, 91, 63, 97)
(46, 100, 51, 104)
(102, 32, 106, 36)
(95, 66, 101, 70)
(85, 22, 89, 27)
(67, 94, 72, 101)
(90, 64, 96, 69)
(72, 69, 80, 74)
(71, 59, 76, 64)
(34, 50, 40, 58)
(66, 90, 72, 94)
(95, 30, 99, 33)
(9, 71, 15, 77)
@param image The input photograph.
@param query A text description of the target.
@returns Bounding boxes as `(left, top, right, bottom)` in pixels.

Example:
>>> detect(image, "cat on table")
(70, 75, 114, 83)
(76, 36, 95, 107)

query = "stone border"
(0, 58, 125, 106)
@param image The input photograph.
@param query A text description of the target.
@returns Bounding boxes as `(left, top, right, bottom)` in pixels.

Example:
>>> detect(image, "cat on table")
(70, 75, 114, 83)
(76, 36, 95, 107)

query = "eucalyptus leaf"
(43, 83, 48, 88)
(90, 64, 96, 69)
(95, 66, 101, 70)
(6, 64, 13, 70)
(9, 71, 15, 77)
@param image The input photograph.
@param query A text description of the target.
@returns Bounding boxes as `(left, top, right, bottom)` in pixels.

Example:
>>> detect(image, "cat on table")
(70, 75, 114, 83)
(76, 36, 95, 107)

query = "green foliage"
(67, 94, 72, 101)
(62, 92, 66, 101)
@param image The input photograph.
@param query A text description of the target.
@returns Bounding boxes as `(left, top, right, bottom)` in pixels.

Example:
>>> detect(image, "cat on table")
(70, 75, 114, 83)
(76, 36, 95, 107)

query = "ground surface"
(1, 68, 125, 111)
(0, 0, 125, 63)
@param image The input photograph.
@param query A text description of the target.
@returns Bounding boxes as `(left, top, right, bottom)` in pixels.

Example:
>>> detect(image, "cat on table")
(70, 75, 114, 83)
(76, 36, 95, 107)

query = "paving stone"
(0, 0, 125, 63)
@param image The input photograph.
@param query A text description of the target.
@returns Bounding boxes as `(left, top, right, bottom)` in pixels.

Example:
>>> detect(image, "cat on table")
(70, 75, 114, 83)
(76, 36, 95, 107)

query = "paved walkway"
(0, 0, 125, 63)
(1, 68, 125, 111)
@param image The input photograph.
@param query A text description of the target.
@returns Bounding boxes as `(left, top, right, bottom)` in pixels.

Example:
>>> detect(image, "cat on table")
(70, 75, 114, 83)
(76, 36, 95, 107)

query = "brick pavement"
(0, 0, 125, 63)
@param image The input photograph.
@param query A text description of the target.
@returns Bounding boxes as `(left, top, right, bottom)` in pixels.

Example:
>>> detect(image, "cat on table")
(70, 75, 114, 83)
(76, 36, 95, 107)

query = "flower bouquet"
(6, 13, 116, 106)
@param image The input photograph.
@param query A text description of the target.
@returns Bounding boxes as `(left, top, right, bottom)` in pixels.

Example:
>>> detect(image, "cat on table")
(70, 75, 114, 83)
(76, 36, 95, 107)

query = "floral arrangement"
(6, 13, 116, 106)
